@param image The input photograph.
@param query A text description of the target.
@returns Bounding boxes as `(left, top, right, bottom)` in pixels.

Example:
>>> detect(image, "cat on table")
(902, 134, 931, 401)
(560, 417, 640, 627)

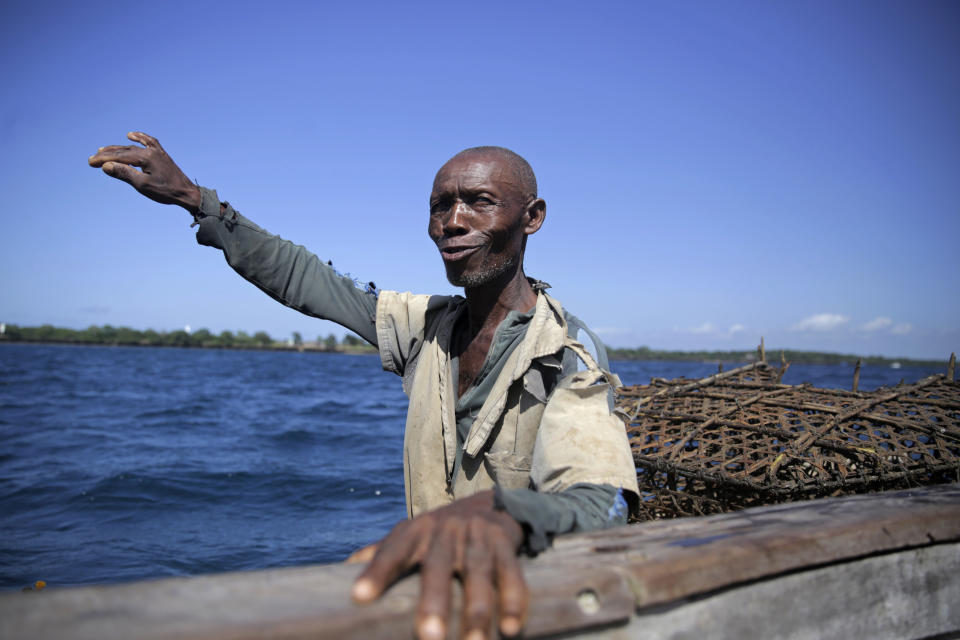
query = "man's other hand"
(88, 132, 201, 214)
(348, 490, 527, 640)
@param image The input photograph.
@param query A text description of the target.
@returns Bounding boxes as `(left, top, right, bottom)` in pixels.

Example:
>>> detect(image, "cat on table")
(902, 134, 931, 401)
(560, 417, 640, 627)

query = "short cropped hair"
(449, 146, 538, 203)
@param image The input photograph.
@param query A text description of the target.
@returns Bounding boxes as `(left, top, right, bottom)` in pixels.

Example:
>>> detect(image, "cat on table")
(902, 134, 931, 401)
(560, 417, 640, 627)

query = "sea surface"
(0, 343, 946, 590)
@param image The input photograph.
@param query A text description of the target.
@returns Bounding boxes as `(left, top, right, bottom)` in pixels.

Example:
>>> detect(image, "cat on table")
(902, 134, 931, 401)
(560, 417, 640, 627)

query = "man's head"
(429, 147, 546, 289)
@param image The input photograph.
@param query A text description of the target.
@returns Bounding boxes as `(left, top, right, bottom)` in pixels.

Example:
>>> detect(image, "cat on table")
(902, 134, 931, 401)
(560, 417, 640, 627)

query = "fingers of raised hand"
(352, 521, 422, 604)
(101, 161, 145, 189)
(127, 131, 162, 149)
(88, 147, 147, 168)
(88, 132, 163, 169)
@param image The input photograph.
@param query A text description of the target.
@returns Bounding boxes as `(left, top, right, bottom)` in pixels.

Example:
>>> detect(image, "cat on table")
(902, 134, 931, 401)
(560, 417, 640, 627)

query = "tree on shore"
(0, 323, 282, 350)
(168, 330, 191, 347)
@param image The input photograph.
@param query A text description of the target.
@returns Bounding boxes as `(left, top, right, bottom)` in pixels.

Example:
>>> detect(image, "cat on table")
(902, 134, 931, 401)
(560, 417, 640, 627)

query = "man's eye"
(474, 196, 494, 206)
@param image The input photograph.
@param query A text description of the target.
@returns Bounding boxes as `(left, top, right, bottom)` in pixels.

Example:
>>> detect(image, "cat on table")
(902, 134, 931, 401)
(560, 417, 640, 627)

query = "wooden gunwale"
(3, 484, 958, 639)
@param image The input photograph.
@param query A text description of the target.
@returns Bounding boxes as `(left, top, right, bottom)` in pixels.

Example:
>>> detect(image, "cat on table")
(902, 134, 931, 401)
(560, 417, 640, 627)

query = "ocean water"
(0, 343, 946, 590)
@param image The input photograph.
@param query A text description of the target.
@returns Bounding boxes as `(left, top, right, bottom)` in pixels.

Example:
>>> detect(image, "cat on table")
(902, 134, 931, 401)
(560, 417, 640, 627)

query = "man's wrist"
(492, 486, 530, 552)
(180, 184, 202, 215)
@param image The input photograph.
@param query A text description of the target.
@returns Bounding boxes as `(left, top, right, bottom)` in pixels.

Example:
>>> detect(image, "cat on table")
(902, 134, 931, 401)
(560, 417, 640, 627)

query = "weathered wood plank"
(2, 484, 958, 640)
(569, 543, 960, 640)
(547, 484, 960, 609)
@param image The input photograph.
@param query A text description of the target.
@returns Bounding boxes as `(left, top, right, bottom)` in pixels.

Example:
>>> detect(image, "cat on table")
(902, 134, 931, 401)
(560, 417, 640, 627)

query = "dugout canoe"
(2, 484, 958, 639)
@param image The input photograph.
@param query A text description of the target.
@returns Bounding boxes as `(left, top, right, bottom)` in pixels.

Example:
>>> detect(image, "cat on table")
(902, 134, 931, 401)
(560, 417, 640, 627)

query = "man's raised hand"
(88, 132, 201, 213)
(348, 490, 528, 640)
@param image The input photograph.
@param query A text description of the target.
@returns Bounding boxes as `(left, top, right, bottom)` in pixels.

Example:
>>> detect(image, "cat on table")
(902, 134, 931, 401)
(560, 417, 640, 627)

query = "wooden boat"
(2, 484, 958, 639)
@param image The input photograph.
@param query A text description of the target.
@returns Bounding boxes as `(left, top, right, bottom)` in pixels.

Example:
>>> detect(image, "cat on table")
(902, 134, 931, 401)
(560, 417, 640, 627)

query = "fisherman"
(89, 132, 639, 640)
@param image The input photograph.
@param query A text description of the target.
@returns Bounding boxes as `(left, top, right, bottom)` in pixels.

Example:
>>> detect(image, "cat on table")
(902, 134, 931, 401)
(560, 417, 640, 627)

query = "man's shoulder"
(375, 290, 466, 376)
(377, 290, 464, 321)
(376, 290, 463, 380)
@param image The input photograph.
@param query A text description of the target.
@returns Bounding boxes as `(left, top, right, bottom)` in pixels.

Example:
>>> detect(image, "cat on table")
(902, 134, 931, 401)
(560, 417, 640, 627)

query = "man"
(89, 133, 639, 640)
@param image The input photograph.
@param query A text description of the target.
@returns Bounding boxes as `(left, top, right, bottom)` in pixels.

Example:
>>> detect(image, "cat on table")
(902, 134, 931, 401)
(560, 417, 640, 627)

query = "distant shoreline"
(0, 339, 377, 356)
(1, 335, 948, 368)
(605, 346, 949, 369)
(0, 323, 377, 355)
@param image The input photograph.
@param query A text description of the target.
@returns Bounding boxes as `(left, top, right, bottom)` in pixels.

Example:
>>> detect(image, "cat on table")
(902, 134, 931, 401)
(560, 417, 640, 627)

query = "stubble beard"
(446, 253, 519, 288)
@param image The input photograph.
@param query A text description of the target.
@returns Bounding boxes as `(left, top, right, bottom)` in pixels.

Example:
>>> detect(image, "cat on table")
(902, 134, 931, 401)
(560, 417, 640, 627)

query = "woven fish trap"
(614, 360, 960, 521)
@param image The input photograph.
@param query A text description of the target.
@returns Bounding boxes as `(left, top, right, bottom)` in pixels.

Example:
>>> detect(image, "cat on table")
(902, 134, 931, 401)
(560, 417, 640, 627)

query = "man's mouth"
(440, 245, 480, 262)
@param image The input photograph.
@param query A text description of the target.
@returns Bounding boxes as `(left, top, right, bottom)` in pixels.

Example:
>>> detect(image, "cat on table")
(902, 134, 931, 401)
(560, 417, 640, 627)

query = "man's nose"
(443, 201, 469, 235)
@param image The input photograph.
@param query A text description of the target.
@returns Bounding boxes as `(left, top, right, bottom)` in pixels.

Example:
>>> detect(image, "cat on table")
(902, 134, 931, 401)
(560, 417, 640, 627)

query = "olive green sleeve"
(494, 483, 630, 553)
(192, 187, 379, 345)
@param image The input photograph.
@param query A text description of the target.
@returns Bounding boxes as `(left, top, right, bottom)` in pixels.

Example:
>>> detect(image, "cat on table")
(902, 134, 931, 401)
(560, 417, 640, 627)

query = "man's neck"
(462, 264, 538, 340)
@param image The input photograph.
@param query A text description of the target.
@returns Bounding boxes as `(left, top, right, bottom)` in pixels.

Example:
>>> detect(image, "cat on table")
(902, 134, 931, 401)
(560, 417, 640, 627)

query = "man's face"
(428, 152, 531, 288)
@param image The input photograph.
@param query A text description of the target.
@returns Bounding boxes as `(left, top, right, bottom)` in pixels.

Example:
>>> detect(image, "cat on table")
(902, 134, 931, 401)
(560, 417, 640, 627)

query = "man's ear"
(523, 198, 546, 235)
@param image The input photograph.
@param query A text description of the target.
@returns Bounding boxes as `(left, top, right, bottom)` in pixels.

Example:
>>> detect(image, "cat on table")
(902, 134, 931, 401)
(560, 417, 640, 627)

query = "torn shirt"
(192, 186, 635, 548)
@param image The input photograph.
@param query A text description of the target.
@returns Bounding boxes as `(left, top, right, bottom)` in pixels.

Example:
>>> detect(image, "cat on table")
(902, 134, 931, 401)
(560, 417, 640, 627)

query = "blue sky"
(1, 1, 957, 359)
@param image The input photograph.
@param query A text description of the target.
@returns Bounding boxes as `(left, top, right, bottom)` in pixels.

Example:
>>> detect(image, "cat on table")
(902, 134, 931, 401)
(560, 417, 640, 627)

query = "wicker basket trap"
(614, 360, 960, 521)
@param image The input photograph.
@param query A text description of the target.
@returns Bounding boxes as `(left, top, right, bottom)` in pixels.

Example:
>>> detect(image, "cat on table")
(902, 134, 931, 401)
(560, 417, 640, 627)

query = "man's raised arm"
(88, 132, 379, 344)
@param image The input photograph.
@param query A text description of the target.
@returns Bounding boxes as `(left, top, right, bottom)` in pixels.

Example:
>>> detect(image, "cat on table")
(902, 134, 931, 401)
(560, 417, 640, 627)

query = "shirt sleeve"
(192, 187, 379, 345)
(531, 367, 640, 495)
(494, 483, 630, 553)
